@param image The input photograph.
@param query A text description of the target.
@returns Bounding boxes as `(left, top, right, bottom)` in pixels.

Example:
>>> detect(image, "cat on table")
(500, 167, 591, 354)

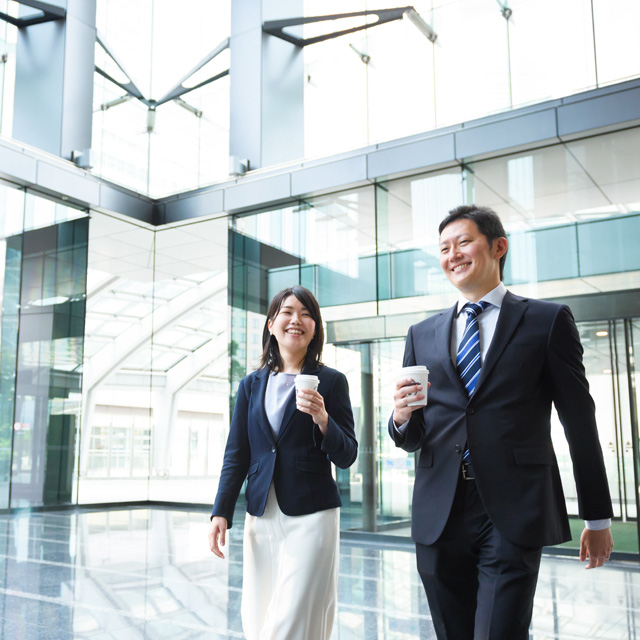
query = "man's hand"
(579, 527, 613, 569)
(393, 378, 427, 427)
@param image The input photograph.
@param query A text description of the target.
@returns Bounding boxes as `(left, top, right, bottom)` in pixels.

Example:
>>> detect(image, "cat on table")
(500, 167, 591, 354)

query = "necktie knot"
(462, 300, 489, 319)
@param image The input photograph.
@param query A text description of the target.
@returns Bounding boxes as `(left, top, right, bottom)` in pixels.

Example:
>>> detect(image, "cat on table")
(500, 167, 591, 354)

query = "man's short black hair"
(439, 204, 508, 279)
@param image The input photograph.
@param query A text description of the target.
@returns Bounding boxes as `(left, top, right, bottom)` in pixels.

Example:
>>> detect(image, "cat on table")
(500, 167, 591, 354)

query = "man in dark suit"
(389, 205, 613, 640)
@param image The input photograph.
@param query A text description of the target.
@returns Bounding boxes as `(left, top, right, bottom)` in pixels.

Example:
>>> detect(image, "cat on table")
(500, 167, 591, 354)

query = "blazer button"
(455, 444, 461, 453)
(271, 447, 276, 453)
(467, 407, 475, 415)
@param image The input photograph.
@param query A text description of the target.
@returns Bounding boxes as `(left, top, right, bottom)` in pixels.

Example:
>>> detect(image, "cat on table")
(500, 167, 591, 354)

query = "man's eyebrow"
(440, 233, 470, 245)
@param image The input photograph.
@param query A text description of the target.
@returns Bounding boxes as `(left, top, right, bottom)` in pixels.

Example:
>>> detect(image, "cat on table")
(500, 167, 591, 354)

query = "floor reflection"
(0, 508, 638, 639)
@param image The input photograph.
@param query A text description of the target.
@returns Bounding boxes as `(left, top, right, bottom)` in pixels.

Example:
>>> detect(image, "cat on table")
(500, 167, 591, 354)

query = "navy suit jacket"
(389, 291, 613, 548)
(212, 364, 357, 528)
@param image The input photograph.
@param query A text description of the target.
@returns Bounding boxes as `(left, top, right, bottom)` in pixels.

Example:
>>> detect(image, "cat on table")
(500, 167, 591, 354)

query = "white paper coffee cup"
(295, 374, 319, 391)
(397, 365, 429, 406)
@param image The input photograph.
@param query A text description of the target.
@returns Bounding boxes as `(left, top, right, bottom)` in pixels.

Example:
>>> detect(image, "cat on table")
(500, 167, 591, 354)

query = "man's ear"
(494, 236, 508, 259)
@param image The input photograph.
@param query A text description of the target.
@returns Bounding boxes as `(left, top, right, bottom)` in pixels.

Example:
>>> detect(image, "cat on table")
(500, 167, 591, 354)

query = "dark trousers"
(416, 473, 542, 640)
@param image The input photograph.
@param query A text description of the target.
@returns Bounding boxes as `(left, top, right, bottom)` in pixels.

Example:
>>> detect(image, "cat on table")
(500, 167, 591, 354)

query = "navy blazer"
(389, 291, 613, 548)
(212, 364, 357, 528)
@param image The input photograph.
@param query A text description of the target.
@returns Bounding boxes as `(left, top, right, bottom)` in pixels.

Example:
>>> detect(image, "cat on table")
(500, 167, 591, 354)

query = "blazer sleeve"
(315, 370, 358, 469)
(211, 376, 252, 528)
(545, 305, 613, 520)
(388, 324, 427, 453)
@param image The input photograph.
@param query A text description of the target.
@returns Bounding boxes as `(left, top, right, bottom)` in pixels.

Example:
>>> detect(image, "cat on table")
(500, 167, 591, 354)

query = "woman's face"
(267, 294, 316, 357)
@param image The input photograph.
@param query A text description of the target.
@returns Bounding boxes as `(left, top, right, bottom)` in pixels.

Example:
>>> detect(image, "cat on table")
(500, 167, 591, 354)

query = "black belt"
(461, 460, 475, 481)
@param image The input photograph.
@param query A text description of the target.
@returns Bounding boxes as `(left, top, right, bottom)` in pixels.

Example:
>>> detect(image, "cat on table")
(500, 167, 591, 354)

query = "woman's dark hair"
(438, 204, 508, 279)
(259, 286, 324, 372)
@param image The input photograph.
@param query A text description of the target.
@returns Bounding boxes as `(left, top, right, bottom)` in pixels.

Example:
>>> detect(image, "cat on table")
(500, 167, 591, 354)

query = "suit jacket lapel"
(436, 305, 465, 393)
(473, 291, 527, 396)
(251, 369, 275, 443)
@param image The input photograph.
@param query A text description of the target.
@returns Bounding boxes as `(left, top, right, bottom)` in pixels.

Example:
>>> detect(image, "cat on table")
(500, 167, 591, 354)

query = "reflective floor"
(1, 508, 639, 639)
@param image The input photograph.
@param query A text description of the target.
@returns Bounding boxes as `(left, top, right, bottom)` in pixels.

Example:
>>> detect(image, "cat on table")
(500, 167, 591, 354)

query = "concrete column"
(13, 0, 96, 161)
(230, 0, 303, 170)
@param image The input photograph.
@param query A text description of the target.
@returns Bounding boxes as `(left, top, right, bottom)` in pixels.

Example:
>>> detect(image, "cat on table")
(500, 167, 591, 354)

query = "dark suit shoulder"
(409, 309, 451, 334)
(504, 291, 572, 320)
(505, 291, 563, 311)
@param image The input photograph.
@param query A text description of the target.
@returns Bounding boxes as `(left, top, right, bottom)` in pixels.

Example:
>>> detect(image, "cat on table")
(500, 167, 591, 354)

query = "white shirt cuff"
(585, 518, 611, 530)
(394, 419, 410, 435)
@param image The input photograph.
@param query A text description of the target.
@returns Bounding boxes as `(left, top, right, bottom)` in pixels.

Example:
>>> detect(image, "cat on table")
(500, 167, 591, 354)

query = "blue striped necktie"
(457, 301, 489, 463)
(457, 301, 489, 397)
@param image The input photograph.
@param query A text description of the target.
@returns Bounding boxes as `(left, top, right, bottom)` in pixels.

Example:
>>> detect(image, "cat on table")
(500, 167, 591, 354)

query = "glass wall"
(148, 219, 229, 503)
(79, 213, 156, 502)
(0, 189, 88, 510)
(0, 1, 16, 137)
(228, 126, 640, 549)
(303, 0, 640, 158)
(231, 189, 379, 322)
(0, 185, 230, 509)
(79, 212, 229, 504)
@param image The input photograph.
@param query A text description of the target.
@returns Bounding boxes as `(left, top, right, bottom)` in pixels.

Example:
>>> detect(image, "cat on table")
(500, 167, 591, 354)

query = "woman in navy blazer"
(208, 286, 357, 640)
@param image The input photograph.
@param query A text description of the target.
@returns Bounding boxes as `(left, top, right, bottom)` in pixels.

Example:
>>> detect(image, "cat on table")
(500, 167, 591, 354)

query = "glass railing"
(257, 213, 640, 308)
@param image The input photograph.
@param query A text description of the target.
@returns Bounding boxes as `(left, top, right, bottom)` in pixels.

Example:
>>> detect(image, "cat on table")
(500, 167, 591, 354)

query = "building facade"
(0, 0, 639, 554)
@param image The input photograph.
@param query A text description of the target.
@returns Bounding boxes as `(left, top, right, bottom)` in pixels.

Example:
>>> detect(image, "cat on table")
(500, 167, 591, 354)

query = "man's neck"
(460, 281, 504, 303)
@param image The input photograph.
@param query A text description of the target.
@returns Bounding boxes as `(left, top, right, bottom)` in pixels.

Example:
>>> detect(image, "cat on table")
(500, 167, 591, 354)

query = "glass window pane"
(9, 216, 88, 508)
(93, 0, 231, 195)
(377, 168, 464, 315)
(433, 0, 510, 126)
(509, 0, 597, 105)
(578, 215, 640, 276)
(366, 18, 435, 143)
(593, 0, 640, 85)
(304, 36, 368, 158)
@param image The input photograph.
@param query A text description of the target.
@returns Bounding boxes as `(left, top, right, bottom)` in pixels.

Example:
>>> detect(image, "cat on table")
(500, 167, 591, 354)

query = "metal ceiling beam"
(263, 7, 413, 47)
(155, 37, 230, 106)
(0, 0, 65, 27)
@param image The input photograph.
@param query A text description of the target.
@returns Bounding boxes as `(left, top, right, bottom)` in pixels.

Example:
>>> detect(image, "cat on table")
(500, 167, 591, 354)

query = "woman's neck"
(279, 349, 305, 374)
(279, 361, 303, 374)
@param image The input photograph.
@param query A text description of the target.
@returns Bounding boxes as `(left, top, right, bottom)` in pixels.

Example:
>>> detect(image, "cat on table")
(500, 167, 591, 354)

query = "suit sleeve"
(316, 371, 358, 469)
(546, 305, 613, 520)
(388, 325, 427, 453)
(211, 377, 252, 528)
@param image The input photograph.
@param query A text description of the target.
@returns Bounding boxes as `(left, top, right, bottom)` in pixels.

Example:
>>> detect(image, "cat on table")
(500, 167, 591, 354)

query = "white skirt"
(241, 484, 340, 640)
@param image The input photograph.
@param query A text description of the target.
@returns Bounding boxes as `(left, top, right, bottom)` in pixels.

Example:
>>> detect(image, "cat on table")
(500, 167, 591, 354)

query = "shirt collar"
(456, 281, 507, 315)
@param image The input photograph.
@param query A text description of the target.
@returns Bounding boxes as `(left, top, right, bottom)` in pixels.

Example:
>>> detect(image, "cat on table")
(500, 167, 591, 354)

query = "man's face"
(439, 218, 507, 301)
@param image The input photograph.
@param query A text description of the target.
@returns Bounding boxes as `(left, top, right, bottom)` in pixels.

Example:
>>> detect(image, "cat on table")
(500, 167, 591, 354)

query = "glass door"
(327, 338, 417, 534)
(548, 318, 639, 553)
(373, 339, 415, 532)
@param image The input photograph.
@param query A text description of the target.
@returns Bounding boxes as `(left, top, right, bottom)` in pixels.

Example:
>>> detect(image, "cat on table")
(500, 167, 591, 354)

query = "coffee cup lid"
(398, 366, 428, 374)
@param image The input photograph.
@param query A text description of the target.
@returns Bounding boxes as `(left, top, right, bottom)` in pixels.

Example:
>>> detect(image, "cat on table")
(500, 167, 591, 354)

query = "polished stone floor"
(0, 507, 639, 639)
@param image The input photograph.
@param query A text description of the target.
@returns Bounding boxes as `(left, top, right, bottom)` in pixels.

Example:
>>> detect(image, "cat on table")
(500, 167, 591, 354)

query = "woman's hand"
(209, 516, 228, 559)
(296, 388, 329, 434)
